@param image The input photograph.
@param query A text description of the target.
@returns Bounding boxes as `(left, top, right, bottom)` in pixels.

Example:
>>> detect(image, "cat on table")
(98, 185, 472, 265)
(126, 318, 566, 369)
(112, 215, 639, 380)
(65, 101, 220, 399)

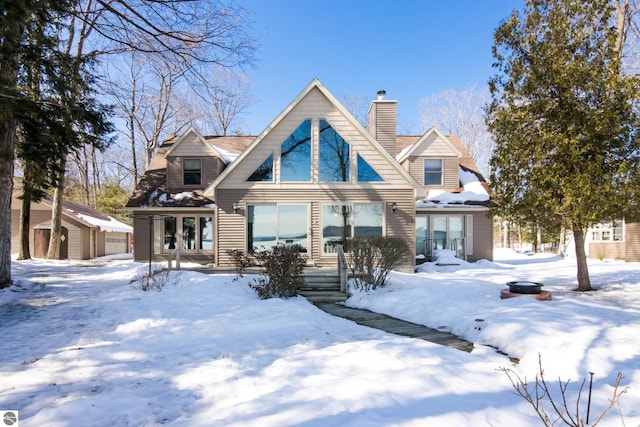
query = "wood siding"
(166, 156, 225, 192)
(469, 210, 493, 262)
(368, 100, 397, 157)
(589, 241, 625, 260)
(407, 155, 459, 188)
(11, 208, 85, 260)
(626, 219, 640, 261)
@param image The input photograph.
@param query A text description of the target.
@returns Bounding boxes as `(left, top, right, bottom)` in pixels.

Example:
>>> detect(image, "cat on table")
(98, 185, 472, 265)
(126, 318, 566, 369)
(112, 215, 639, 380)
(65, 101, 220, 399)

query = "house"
(126, 79, 495, 270)
(11, 194, 133, 260)
(584, 218, 640, 261)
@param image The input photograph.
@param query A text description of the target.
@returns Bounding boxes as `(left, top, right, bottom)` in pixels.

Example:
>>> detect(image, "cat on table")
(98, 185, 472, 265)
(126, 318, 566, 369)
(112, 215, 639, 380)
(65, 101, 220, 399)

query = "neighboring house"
(126, 79, 495, 270)
(584, 218, 640, 261)
(11, 194, 133, 260)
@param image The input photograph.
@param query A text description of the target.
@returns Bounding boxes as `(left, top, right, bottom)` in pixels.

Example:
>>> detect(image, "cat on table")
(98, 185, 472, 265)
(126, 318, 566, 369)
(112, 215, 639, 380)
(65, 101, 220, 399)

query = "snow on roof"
(212, 145, 240, 164)
(59, 199, 133, 233)
(416, 168, 490, 208)
(77, 214, 133, 233)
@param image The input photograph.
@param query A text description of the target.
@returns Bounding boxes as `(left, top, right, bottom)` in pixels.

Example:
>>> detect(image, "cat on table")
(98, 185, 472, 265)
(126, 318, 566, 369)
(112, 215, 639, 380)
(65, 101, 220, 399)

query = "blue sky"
(238, 0, 523, 135)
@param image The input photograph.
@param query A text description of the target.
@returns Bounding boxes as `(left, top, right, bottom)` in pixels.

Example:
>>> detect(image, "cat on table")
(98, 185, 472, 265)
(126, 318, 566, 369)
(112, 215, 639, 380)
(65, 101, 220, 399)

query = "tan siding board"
(626, 219, 640, 261)
(170, 134, 216, 157)
(167, 156, 223, 191)
(470, 211, 493, 262)
(408, 156, 459, 188)
(589, 242, 626, 260)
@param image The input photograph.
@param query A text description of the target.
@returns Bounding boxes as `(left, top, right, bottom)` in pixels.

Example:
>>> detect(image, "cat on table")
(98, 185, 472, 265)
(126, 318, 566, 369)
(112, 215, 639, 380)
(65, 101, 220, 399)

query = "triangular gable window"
(248, 153, 273, 181)
(357, 154, 384, 182)
(319, 119, 350, 182)
(281, 119, 311, 181)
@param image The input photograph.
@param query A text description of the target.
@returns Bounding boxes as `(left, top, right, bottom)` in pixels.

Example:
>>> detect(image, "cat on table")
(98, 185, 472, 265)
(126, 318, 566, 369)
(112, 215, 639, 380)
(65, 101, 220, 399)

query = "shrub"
(250, 244, 306, 299)
(345, 236, 410, 291)
(227, 249, 254, 280)
(133, 269, 177, 291)
(499, 355, 628, 426)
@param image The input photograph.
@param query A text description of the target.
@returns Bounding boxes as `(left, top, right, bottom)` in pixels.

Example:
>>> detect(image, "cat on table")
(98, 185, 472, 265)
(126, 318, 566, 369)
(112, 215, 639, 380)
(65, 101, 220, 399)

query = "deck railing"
(336, 244, 348, 293)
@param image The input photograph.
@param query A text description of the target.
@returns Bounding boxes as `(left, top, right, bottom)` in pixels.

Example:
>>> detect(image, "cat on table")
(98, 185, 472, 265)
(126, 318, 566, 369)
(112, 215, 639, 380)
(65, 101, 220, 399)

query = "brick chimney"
(368, 90, 397, 156)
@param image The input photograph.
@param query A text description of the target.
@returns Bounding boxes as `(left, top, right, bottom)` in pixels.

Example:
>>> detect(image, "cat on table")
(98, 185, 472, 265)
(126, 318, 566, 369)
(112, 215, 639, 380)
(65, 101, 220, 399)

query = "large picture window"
(319, 120, 350, 182)
(247, 204, 308, 252)
(322, 203, 383, 252)
(183, 159, 202, 185)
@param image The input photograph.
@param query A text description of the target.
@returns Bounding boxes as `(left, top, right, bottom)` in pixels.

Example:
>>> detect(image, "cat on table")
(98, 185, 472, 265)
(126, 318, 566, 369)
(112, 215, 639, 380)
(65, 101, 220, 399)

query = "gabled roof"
(396, 126, 462, 163)
(164, 126, 236, 164)
(204, 78, 426, 199)
(126, 134, 254, 209)
(30, 198, 133, 233)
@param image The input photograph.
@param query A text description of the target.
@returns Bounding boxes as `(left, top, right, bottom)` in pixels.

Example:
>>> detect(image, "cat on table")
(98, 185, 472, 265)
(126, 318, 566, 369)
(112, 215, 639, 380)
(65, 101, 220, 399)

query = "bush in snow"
(250, 244, 306, 299)
(500, 355, 628, 427)
(345, 236, 409, 291)
(133, 269, 177, 292)
(227, 249, 254, 280)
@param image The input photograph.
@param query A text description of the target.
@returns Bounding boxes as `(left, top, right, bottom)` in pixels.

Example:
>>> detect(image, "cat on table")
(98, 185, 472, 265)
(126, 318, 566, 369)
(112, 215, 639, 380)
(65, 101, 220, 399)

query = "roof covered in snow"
(53, 199, 133, 233)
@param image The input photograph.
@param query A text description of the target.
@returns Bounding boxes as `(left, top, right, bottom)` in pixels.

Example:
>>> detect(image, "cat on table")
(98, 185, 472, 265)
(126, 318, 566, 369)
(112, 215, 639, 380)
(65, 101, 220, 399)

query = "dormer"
(396, 127, 462, 189)
(163, 127, 230, 192)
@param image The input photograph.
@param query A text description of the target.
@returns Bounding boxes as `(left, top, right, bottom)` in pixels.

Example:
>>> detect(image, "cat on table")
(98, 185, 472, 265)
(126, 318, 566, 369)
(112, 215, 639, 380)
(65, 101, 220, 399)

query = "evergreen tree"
(486, 0, 640, 291)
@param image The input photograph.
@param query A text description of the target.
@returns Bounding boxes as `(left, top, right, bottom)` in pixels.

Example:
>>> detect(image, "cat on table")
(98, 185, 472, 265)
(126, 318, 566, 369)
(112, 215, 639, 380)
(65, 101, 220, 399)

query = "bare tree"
(342, 93, 370, 127)
(419, 85, 494, 178)
(43, 0, 255, 260)
(187, 67, 253, 136)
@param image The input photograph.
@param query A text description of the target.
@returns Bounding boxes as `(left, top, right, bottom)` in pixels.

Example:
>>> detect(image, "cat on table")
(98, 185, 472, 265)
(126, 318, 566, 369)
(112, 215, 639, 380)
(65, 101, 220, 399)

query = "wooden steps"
(297, 268, 347, 303)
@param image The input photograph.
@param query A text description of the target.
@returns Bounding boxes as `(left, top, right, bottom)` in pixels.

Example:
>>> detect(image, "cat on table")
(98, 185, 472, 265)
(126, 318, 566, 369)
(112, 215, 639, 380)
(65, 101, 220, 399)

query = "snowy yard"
(1, 249, 639, 426)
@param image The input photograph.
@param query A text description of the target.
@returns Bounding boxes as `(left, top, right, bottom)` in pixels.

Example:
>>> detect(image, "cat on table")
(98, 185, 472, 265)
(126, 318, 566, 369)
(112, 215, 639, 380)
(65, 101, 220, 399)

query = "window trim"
(246, 203, 310, 253)
(162, 214, 214, 254)
(182, 158, 202, 186)
(423, 158, 443, 186)
(320, 202, 385, 254)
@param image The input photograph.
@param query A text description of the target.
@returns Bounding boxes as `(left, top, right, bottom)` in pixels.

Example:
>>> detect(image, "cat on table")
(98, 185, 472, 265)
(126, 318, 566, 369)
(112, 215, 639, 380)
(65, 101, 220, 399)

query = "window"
(357, 154, 384, 182)
(424, 159, 442, 186)
(183, 159, 202, 185)
(415, 216, 428, 256)
(248, 154, 273, 181)
(281, 120, 311, 181)
(422, 214, 465, 257)
(319, 120, 350, 182)
(322, 203, 384, 252)
(354, 205, 383, 237)
(164, 217, 177, 250)
(199, 217, 213, 250)
(591, 220, 624, 242)
(182, 217, 196, 250)
(163, 215, 213, 253)
(247, 204, 308, 252)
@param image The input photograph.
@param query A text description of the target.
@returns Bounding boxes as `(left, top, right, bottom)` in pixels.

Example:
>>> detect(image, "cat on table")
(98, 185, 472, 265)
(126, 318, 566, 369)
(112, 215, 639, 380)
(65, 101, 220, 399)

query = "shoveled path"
(313, 302, 474, 353)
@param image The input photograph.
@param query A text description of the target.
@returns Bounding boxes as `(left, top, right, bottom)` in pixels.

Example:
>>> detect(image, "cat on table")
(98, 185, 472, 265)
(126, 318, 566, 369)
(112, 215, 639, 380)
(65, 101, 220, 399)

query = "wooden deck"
(313, 302, 474, 353)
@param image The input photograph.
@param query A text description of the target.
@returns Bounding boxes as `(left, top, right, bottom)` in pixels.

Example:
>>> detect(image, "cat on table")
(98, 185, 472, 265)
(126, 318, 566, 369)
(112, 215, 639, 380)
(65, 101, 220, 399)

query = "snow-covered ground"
(1, 249, 638, 426)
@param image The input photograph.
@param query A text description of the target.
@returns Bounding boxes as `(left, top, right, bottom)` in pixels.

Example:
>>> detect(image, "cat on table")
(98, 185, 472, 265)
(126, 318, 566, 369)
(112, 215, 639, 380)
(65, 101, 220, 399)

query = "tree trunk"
(0, 117, 16, 288)
(46, 166, 66, 260)
(17, 181, 32, 260)
(0, 5, 26, 288)
(572, 225, 592, 291)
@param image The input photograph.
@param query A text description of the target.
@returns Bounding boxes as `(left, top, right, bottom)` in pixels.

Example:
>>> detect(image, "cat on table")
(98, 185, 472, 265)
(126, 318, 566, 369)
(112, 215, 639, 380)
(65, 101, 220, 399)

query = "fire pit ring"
(506, 281, 544, 294)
